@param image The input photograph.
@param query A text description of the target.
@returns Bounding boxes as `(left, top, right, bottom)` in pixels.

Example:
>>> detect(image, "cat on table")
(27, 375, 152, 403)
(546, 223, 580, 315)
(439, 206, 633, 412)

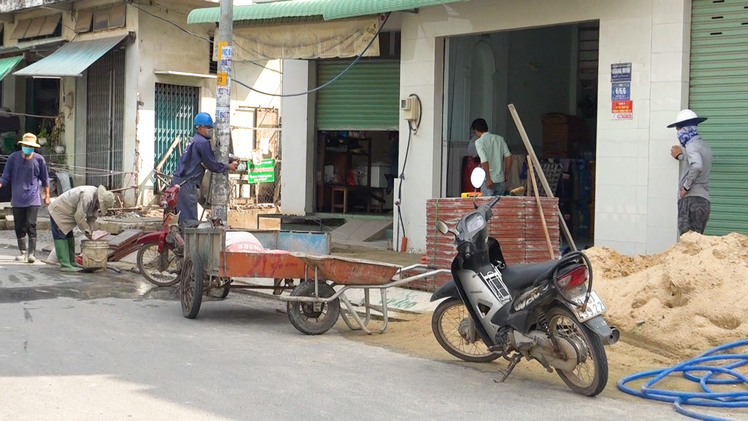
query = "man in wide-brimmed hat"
(668, 109, 713, 236)
(47, 185, 115, 272)
(0, 133, 50, 263)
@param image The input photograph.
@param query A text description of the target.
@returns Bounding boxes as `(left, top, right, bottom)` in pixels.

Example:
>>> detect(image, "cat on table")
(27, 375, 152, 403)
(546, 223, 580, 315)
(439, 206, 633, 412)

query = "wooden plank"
(508, 104, 576, 250)
(107, 229, 143, 248)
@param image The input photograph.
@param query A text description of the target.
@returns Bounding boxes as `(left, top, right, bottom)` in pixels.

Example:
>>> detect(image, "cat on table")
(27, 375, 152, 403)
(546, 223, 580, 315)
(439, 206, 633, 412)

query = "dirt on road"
(336, 233, 748, 399)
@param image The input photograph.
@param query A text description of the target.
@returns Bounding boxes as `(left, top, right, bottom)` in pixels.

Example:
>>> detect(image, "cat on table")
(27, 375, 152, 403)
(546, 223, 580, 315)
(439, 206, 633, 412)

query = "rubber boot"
(15, 238, 27, 262)
(26, 236, 36, 263)
(67, 237, 81, 268)
(55, 240, 81, 272)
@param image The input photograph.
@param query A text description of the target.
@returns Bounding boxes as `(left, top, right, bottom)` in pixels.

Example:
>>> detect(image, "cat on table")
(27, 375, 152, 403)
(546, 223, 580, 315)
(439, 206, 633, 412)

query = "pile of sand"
(589, 232, 748, 358)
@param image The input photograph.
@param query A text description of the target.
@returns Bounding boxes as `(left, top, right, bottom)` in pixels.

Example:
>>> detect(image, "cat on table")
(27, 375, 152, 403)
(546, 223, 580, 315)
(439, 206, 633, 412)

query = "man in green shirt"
(472, 118, 512, 196)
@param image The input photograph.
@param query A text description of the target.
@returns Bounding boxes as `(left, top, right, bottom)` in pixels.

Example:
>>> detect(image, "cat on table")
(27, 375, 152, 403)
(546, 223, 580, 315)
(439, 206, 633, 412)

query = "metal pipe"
(280, 269, 451, 303)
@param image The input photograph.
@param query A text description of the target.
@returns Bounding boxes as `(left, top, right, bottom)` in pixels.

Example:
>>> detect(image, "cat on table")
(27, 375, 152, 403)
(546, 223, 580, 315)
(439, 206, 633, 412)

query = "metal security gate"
(86, 48, 125, 188)
(689, 0, 748, 235)
(154, 83, 200, 176)
(316, 61, 400, 130)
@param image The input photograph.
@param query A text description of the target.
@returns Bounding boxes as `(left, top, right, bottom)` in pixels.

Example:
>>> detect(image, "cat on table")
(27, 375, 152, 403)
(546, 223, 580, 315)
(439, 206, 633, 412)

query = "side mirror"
(436, 221, 449, 235)
(470, 167, 486, 189)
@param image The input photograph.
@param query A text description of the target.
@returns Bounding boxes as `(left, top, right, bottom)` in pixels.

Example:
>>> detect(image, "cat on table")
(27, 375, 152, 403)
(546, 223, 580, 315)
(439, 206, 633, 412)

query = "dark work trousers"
(13, 206, 39, 241)
(677, 196, 711, 236)
(50, 216, 74, 241)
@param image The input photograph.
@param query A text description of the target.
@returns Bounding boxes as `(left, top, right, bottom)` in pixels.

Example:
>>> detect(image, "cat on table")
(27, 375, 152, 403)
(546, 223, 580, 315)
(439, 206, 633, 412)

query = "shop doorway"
(442, 22, 600, 247)
(313, 33, 401, 215)
(25, 78, 59, 137)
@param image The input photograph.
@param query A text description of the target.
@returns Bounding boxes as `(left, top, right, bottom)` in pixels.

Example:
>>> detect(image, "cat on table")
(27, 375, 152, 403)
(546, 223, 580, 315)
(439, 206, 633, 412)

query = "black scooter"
(430, 167, 618, 397)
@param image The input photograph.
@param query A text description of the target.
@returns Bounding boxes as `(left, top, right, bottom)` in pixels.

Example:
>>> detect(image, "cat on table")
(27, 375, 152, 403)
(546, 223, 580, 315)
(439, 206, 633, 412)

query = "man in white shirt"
(472, 118, 512, 196)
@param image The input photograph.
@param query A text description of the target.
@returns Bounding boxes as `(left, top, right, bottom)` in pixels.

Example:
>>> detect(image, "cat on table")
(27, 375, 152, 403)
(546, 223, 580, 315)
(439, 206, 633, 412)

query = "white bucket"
(81, 240, 109, 271)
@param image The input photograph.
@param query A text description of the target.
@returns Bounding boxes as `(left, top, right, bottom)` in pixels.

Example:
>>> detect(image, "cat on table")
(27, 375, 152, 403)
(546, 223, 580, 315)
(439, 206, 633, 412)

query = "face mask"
(677, 126, 698, 147)
(21, 146, 34, 155)
(204, 128, 214, 139)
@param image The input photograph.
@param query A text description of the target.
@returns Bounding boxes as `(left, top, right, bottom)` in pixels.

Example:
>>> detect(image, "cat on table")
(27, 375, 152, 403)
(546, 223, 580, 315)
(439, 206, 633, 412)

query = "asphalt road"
(0, 252, 676, 421)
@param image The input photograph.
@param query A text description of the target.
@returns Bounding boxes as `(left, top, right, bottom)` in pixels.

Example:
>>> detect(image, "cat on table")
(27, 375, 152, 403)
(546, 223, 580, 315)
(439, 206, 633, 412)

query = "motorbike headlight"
(466, 214, 485, 232)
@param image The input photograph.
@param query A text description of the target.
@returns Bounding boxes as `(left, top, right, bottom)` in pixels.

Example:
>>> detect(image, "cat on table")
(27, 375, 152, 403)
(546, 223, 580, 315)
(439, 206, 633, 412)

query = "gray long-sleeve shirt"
(677, 135, 712, 202)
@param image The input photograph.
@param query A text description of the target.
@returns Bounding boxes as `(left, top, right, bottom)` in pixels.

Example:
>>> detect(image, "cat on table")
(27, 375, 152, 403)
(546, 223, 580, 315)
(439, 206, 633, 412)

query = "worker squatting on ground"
(47, 186, 115, 272)
(668, 109, 713, 237)
(171, 112, 238, 230)
(0, 133, 50, 263)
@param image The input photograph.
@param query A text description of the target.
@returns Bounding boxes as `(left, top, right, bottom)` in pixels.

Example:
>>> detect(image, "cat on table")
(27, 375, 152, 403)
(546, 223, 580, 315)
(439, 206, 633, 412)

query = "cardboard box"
(228, 206, 280, 230)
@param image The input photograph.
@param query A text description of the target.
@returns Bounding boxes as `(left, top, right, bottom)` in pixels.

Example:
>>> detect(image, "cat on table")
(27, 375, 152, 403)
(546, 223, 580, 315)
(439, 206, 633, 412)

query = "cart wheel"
(180, 253, 204, 319)
(287, 281, 340, 335)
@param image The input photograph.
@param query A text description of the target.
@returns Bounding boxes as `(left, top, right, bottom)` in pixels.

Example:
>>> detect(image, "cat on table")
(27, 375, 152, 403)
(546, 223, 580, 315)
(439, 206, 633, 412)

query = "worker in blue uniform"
(172, 112, 238, 229)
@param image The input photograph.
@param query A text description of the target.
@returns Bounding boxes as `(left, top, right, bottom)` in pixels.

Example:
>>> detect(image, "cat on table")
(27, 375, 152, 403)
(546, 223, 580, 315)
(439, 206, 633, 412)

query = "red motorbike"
(136, 183, 184, 287)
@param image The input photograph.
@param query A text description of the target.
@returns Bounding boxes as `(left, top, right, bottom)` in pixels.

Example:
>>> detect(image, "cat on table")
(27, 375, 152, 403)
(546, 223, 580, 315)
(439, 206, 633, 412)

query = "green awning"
(188, 0, 467, 24)
(13, 35, 126, 78)
(0, 56, 22, 82)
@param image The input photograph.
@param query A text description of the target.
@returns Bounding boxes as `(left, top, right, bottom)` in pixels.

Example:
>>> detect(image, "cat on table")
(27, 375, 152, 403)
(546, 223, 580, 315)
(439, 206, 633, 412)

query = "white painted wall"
(397, 0, 689, 255)
(279, 59, 316, 215)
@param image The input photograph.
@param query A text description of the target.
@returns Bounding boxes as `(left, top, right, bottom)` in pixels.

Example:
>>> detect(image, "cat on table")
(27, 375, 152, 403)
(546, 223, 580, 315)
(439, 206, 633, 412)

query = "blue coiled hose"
(618, 339, 748, 421)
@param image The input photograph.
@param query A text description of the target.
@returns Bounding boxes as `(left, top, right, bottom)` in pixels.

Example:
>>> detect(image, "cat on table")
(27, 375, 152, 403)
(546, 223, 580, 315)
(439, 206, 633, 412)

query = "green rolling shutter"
(689, 0, 748, 235)
(154, 83, 200, 176)
(316, 61, 399, 131)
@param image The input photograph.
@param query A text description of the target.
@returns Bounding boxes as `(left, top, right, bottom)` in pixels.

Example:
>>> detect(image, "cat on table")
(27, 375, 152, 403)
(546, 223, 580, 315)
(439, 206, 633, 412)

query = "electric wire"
(126, 1, 391, 99)
(394, 93, 422, 250)
(125, 0, 281, 74)
(231, 13, 391, 98)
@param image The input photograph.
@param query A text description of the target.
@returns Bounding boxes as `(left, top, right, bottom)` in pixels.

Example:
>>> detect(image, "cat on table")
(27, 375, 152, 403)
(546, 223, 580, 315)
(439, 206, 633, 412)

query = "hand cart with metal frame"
(180, 227, 449, 335)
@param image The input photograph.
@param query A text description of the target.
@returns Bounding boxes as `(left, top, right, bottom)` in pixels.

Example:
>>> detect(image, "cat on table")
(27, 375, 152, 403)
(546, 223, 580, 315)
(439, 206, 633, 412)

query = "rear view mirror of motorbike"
(470, 167, 486, 189)
(436, 221, 449, 235)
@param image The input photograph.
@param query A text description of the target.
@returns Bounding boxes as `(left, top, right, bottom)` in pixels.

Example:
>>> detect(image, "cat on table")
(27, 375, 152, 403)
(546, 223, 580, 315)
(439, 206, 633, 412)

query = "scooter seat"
(501, 260, 558, 291)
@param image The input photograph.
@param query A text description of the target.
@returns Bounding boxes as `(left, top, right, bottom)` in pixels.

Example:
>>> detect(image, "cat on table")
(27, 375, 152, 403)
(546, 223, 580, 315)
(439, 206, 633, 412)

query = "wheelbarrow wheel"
(209, 282, 230, 299)
(180, 253, 204, 319)
(287, 281, 340, 335)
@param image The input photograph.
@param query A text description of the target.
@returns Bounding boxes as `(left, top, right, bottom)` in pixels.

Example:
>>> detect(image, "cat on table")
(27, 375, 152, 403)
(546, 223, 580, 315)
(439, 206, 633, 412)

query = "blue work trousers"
(175, 181, 200, 230)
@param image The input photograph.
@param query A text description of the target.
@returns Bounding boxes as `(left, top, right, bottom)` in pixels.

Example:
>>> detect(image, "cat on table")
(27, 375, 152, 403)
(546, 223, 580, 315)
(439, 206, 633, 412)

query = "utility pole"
(212, 0, 233, 223)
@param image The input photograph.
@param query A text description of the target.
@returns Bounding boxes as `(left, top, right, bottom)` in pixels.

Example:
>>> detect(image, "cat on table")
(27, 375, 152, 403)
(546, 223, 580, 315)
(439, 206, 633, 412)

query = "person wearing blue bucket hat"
(171, 112, 238, 229)
(668, 109, 712, 236)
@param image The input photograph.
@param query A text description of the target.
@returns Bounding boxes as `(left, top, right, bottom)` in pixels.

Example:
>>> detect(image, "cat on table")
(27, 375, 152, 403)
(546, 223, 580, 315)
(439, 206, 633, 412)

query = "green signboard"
(248, 159, 275, 184)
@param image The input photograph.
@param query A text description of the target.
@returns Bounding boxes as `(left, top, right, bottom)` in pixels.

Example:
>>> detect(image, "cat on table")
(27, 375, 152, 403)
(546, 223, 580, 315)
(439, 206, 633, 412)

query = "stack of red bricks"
(412, 196, 560, 292)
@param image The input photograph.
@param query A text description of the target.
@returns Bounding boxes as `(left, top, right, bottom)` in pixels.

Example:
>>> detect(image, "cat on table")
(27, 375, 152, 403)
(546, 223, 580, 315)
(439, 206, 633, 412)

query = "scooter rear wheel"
(546, 306, 608, 397)
(432, 298, 501, 363)
(137, 242, 180, 287)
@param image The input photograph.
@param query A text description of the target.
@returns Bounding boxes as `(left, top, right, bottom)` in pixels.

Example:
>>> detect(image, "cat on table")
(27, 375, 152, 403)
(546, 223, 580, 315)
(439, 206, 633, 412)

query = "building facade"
(0, 0, 281, 205)
(262, 0, 744, 257)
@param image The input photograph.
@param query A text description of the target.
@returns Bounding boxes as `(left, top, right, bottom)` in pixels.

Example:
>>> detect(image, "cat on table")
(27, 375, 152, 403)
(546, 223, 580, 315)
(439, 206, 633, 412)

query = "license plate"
(569, 291, 606, 323)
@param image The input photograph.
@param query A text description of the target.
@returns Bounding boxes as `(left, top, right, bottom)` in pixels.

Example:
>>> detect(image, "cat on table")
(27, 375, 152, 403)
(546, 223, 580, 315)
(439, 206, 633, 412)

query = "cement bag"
(225, 231, 265, 253)
(46, 248, 58, 264)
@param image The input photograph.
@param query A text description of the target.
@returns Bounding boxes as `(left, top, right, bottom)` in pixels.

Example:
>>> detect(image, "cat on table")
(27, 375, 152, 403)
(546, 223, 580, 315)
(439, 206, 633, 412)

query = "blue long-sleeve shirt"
(172, 133, 228, 186)
(0, 151, 49, 207)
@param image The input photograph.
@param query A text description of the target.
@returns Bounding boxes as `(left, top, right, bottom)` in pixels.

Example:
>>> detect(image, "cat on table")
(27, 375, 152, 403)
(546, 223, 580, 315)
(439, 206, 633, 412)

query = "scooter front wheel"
(432, 297, 501, 363)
